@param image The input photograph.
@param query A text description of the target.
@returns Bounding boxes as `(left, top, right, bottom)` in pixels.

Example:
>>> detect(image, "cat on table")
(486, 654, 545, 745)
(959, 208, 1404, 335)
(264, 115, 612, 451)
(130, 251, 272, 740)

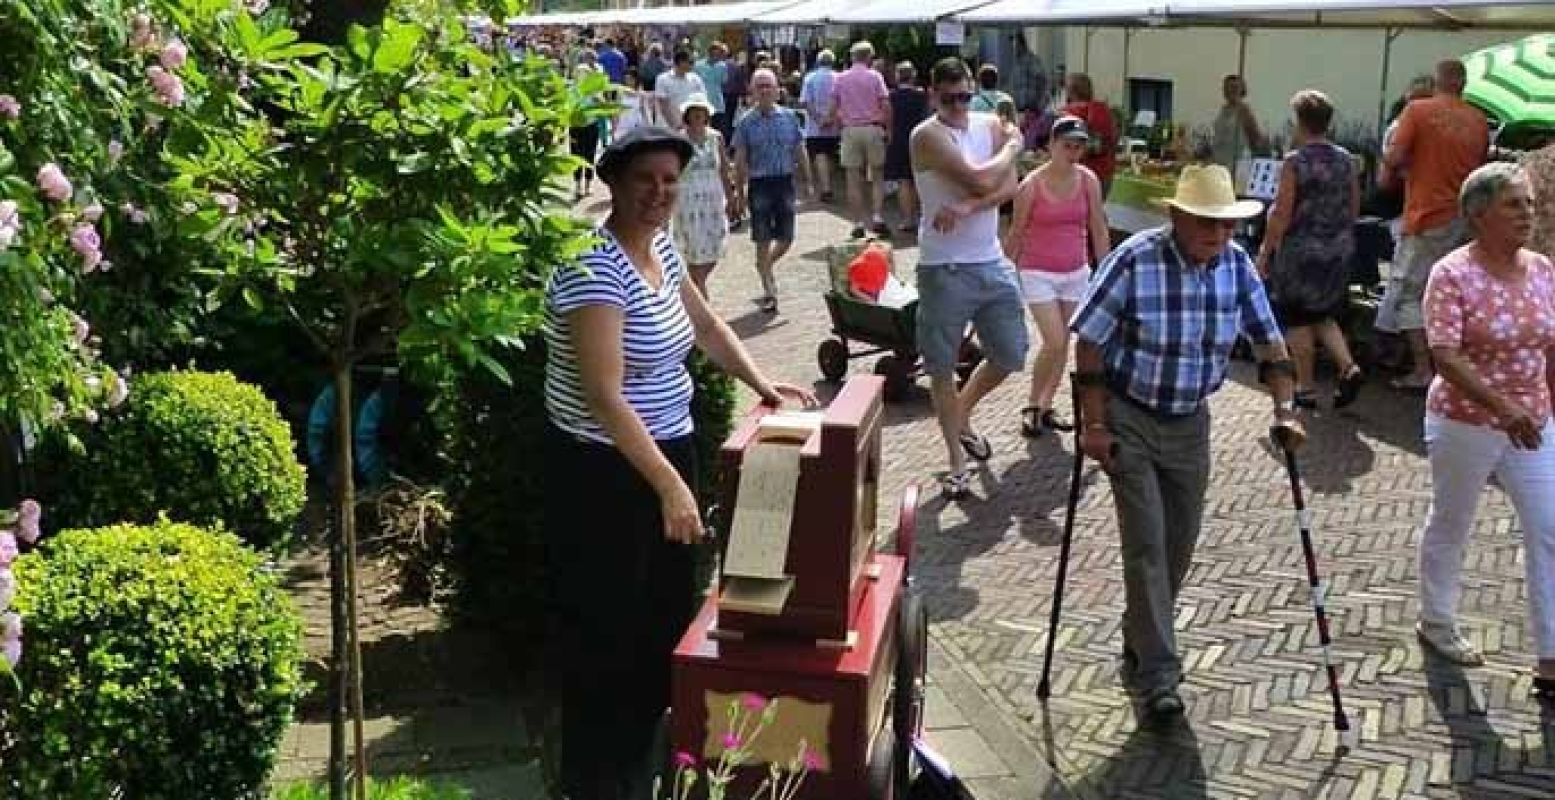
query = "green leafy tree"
(156, 3, 601, 797)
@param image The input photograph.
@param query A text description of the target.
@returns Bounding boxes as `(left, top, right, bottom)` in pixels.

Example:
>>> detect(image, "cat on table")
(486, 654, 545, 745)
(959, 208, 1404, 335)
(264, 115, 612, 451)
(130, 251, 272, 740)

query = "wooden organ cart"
(670, 376, 928, 799)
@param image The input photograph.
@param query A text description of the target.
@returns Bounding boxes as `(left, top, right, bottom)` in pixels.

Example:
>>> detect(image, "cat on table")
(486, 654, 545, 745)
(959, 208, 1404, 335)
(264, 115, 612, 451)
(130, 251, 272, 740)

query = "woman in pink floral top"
(1420, 162, 1555, 700)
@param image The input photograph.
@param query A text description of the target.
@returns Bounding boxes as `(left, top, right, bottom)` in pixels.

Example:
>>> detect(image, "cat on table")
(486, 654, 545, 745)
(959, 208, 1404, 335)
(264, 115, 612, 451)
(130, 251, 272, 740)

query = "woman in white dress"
(672, 93, 733, 296)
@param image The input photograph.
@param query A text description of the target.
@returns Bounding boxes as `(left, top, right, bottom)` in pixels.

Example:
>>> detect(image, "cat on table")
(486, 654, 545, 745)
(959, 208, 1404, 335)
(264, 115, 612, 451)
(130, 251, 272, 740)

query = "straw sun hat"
(1152, 164, 1264, 220)
(679, 92, 717, 123)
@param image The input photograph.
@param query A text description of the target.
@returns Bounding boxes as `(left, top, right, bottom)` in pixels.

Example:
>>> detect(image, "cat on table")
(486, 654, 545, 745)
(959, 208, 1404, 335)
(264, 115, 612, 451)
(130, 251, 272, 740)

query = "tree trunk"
(330, 365, 369, 800)
(328, 489, 347, 800)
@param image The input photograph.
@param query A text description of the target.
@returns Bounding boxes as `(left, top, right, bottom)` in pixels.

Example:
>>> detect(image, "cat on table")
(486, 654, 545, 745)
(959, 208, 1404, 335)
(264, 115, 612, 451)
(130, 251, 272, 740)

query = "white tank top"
(915, 115, 1006, 265)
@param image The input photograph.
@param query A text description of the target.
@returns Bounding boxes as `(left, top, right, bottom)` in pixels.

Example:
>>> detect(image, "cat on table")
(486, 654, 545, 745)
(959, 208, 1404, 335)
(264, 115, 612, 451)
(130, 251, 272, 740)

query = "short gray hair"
(1459, 161, 1526, 220)
(850, 40, 874, 61)
(817, 49, 835, 66)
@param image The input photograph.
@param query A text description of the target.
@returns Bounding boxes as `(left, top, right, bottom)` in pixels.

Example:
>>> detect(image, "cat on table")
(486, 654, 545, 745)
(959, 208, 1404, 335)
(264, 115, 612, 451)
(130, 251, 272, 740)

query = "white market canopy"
(826, 0, 1005, 24)
(957, 0, 1555, 29)
(749, 0, 858, 25)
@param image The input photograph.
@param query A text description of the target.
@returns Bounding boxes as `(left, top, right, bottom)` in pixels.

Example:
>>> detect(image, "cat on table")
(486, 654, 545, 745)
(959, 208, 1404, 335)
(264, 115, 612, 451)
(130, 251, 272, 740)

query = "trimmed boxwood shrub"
(0, 520, 305, 799)
(36, 370, 307, 551)
(440, 340, 736, 652)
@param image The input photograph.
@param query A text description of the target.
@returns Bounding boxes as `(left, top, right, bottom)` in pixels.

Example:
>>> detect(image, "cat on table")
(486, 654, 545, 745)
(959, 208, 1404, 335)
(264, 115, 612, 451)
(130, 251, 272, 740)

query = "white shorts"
(1018, 267, 1091, 304)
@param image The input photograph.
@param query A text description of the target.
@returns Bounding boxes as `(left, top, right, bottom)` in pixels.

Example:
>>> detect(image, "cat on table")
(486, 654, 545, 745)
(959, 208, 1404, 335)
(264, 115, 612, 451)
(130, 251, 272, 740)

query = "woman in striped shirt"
(542, 125, 815, 800)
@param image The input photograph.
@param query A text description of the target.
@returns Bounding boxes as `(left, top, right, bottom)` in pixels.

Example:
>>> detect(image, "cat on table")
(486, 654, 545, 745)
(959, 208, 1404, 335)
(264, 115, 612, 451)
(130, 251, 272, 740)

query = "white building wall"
(1041, 25, 1518, 141)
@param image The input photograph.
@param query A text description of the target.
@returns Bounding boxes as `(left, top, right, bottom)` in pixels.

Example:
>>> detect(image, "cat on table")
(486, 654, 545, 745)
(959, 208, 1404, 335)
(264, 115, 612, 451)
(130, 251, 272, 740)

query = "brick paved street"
(706, 195, 1555, 800)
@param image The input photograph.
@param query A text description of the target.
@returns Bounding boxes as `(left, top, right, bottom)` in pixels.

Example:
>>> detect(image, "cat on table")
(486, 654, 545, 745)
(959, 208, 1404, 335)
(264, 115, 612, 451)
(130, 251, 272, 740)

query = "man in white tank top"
(909, 57, 1028, 500)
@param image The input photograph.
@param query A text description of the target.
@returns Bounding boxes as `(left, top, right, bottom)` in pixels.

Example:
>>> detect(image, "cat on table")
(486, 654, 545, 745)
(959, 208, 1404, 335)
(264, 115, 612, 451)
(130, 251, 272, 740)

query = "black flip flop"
(1020, 407, 1043, 438)
(1041, 408, 1074, 433)
(1334, 368, 1364, 409)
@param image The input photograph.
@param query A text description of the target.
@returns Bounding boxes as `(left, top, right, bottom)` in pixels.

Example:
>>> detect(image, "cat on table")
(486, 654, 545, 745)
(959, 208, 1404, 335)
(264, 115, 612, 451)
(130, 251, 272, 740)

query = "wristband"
(1257, 359, 1295, 385)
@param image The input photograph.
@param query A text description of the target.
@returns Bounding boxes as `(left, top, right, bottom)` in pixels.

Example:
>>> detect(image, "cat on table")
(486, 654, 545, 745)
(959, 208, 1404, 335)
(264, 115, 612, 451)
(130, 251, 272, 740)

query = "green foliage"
(159, 3, 601, 389)
(36, 370, 306, 550)
(438, 342, 737, 647)
(272, 776, 473, 800)
(1, 519, 305, 799)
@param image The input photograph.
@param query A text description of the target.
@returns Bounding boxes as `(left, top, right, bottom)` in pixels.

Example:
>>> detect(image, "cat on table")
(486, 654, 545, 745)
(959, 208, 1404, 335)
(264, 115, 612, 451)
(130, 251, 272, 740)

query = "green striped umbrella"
(1464, 33, 1555, 133)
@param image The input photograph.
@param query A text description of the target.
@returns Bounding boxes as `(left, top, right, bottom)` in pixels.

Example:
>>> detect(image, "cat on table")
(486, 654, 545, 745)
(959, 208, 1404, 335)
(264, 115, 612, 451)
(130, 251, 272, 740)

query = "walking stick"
(1037, 379, 1088, 701)
(1273, 426, 1356, 749)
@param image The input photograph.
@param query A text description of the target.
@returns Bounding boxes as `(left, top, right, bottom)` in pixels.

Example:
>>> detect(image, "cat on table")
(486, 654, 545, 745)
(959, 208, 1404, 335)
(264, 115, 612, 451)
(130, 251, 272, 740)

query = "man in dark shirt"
(597, 38, 626, 85)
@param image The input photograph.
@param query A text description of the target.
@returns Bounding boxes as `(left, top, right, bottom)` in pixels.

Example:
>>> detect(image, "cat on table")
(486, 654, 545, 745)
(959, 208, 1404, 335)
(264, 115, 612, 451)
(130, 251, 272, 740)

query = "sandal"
(1041, 409, 1074, 433)
(1334, 367, 1365, 409)
(958, 430, 992, 461)
(939, 469, 972, 500)
(1020, 407, 1043, 438)
(1416, 621, 1485, 666)
(757, 296, 778, 314)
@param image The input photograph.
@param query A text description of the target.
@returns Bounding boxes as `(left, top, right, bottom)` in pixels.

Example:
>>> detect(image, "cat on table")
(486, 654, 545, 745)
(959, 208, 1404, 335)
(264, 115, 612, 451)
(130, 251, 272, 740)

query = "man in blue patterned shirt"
(732, 68, 813, 314)
(1070, 164, 1305, 723)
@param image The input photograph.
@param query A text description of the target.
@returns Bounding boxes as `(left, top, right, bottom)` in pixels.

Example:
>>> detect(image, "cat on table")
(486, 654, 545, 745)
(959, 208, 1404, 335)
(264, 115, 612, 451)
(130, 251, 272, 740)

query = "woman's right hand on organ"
(660, 479, 705, 544)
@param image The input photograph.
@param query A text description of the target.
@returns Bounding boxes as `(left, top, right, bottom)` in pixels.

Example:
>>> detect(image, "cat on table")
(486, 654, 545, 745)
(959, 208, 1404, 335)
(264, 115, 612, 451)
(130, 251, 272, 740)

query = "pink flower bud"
(81, 201, 104, 222)
(721, 732, 742, 751)
(212, 192, 240, 215)
(740, 693, 768, 713)
(0, 200, 19, 250)
(160, 38, 188, 70)
(802, 748, 823, 772)
(36, 163, 72, 203)
(0, 95, 19, 120)
(70, 312, 90, 346)
(130, 13, 156, 50)
(69, 224, 102, 271)
(674, 751, 697, 769)
(0, 532, 16, 567)
(106, 371, 129, 409)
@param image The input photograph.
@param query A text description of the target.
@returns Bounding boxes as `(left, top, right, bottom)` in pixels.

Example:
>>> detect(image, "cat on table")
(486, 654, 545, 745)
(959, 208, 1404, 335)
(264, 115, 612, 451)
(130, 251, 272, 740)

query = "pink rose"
(37, 163, 72, 203)
(160, 39, 188, 70)
(0, 611, 21, 668)
(69, 223, 102, 272)
(0, 532, 16, 567)
(720, 732, 742, 751)
(212, 192, 240, 215)
(16, 500, 40, 544)
(81, 201, 104, 223)
(673, 751, 697, 769)
(0, 95, 19, 120)
(802, 747, 823, 772)
(147, 66, 185, 108)
(107, 139, 124, 163)
(0, 569, 14, 610)
(740, 692, 768, 713)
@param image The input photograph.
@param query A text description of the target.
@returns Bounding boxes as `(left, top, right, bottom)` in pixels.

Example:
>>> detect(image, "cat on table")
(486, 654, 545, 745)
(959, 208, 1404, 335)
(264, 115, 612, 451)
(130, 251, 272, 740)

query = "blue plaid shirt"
(732, 106, 803, 180)
(1070, 226, 1282, 416)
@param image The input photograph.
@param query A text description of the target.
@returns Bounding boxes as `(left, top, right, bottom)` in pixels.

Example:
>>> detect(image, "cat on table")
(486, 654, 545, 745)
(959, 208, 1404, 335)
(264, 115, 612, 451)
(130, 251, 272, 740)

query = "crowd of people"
(520, 23, 1555, 799)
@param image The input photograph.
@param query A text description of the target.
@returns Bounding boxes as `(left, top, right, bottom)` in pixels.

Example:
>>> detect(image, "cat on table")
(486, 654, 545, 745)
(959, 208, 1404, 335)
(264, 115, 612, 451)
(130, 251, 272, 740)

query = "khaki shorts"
(1375, 218, 1468, 333)
(839, 125, 886, 170)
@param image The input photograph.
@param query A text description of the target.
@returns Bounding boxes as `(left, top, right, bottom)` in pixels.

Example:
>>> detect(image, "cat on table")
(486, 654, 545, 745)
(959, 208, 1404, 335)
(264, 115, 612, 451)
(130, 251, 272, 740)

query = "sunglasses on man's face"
(940, 92, 974, 105)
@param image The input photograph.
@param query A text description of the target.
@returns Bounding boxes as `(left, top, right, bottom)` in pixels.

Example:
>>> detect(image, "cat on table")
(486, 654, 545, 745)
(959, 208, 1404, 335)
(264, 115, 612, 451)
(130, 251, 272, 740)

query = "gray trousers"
(1105, 393, 1211, 699)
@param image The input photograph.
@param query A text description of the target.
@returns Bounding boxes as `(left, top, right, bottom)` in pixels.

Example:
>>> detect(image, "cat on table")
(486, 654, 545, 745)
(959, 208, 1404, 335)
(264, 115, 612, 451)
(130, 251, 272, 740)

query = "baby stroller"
(815, 241, 982, 402)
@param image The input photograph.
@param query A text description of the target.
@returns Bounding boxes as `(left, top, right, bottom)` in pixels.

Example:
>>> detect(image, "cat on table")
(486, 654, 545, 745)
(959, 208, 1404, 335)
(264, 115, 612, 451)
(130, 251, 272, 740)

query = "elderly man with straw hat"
(1069, 163, 1305, 723)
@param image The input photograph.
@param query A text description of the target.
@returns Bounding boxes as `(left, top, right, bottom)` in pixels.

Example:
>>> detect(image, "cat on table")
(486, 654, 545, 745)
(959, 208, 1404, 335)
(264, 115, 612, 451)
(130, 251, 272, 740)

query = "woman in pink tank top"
(1003, 116, 1112, 436)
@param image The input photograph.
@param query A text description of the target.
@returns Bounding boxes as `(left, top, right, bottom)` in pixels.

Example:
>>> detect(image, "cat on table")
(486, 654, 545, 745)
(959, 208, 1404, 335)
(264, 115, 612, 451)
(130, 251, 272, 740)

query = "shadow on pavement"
(1042, 715, 1210, 800)
(1424, 650, 1555, 797)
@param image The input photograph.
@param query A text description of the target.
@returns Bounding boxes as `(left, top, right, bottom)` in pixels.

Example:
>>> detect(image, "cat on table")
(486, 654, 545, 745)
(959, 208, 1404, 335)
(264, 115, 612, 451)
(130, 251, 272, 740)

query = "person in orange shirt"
(1062, 73, 1118, 198)
(1377, 59, 1489, 390)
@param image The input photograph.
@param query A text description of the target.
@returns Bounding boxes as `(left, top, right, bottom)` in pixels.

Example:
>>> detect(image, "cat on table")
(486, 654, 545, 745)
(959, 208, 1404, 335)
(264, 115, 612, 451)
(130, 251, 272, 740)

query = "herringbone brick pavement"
(706, 196, 1555, 800)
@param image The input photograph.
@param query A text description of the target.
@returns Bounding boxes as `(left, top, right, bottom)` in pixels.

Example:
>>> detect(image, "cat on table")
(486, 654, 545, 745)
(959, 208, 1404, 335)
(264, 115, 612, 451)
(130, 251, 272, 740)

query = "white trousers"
(1421, 414, 1555, 657)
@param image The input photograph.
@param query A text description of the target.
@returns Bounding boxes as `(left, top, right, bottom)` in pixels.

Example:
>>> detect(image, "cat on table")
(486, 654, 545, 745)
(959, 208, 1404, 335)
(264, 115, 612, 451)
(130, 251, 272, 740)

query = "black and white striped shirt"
(544, 228, 696, 444)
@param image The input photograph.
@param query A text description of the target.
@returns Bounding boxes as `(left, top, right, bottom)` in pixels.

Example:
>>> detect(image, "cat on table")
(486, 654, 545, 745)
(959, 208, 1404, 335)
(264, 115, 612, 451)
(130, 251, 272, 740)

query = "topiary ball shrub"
(0, 520, 305, 799)
(37, 370, 307, 551)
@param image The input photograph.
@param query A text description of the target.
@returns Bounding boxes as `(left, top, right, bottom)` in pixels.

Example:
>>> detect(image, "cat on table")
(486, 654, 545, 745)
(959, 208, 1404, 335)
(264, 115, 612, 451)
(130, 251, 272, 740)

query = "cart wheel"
(893, 587, 929, 793)
(875, 355, 911, 402)
(866, 724, 897, 800)
(955, 340, 984, 386)
(817, 338, 849, 383)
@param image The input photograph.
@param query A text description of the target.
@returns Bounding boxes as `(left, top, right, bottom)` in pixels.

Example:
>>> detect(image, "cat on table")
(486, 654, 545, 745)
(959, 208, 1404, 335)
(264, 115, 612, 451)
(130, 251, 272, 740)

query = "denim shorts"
(747, 176, 796, 243)
(915, 259, 1030, 376)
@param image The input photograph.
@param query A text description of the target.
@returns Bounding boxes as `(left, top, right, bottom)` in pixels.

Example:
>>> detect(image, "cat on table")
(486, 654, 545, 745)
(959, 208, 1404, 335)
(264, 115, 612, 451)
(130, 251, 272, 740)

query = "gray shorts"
(1375, 218, 1467, 333)
(915, 259, 1030, 377)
